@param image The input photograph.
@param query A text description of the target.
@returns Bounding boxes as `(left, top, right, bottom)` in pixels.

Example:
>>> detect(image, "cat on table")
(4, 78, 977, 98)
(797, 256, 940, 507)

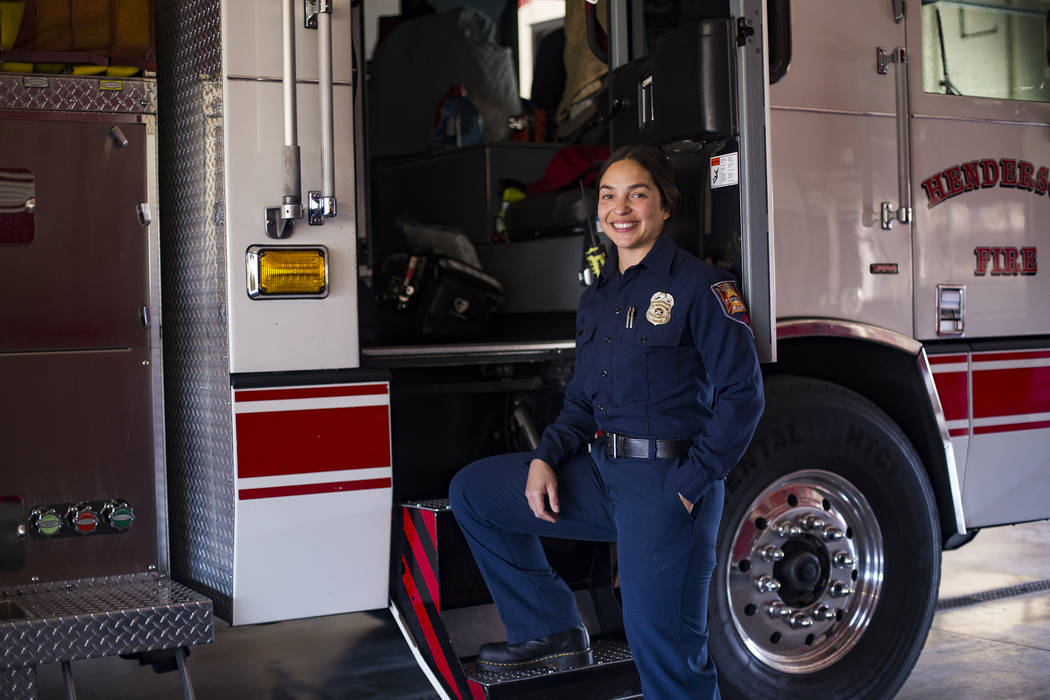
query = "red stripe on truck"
(932, 370, 968, 422)
(236, 405, 391, 478)
(401, 558, 465, 700)
(238, 478, 391, 500)
(404, 510, 442, 612)
(972, 366, 1050, 419)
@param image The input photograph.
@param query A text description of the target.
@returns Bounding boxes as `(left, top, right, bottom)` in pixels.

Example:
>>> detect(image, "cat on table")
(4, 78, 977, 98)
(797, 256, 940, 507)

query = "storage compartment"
(610, 19, 736, 147)
(0, 101, 161, 588)
(360, 4, 746, 350)
(373, 144, 563, 249)
(369, 142, 597, 339)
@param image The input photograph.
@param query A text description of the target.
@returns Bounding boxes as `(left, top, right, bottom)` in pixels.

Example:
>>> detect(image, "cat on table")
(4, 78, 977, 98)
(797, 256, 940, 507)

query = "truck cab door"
(768, 0, 913, 339)
(606, 0, 776, 362)
(908, 0, 1050, 343)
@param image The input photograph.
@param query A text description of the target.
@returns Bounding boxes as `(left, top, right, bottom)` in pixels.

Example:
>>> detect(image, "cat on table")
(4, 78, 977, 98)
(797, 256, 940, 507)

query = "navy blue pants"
(449, 439, 724, 699)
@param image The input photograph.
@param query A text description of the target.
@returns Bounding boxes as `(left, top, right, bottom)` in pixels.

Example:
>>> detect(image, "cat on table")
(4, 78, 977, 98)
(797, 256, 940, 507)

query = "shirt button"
(605, 336, 612, 343)
(641, 335, 648, 343)
(597, 404, 605, 411)
(615, 307, 621, 314)
(600, 369, 608, 377)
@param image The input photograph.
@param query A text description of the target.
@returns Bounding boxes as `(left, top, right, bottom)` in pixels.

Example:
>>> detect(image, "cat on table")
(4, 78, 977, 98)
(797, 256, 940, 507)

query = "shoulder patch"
(710, 280, 753, 334)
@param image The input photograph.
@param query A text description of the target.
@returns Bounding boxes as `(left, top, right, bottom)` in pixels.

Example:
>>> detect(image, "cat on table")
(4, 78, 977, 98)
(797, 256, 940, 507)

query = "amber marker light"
(246, 245, 329, 299)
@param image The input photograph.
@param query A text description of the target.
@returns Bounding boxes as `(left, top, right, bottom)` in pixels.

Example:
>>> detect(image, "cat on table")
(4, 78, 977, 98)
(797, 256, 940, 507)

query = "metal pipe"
(318, 8, 335, 205)
(511, 401, 541, 451)
(61, 661, 78, 700)
(893, 47, 912, 224)
(176, 647, 197, 700)
(282, 0, 297, 149)
(282, 0, 301, 204)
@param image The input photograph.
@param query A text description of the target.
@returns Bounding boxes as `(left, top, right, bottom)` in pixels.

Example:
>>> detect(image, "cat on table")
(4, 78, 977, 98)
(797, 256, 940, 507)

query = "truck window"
(922, 0, 1050, 103)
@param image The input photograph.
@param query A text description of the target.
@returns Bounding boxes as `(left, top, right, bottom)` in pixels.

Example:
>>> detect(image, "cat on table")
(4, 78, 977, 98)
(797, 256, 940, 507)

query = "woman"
(449, 145, 764, 698)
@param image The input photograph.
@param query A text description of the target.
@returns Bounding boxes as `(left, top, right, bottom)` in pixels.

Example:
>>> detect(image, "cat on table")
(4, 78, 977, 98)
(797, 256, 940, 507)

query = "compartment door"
(907, 0, 1050, 341)
(612, 0, 777, 362)
(0, 116, 159, 585)
(769, 0, 913, 338)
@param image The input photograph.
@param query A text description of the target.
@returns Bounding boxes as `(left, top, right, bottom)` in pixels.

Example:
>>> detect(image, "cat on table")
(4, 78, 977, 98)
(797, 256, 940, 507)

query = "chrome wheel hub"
(725, 470, 883, 674)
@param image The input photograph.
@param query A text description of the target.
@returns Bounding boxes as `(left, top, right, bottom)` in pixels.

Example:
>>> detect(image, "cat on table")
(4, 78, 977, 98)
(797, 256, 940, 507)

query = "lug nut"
(801, 515, 826, 530)
(788, 613, 813, 629)
(815, 605, 836, 621)
(766, 601, 791, 619)
(830, 581, 853, 598)
(755, 575, 782, 593)
(773, 520, 801, 537)
(823, 526, 845, 541)
(758, 544, 785, 562)
(833, 551, 855, 568)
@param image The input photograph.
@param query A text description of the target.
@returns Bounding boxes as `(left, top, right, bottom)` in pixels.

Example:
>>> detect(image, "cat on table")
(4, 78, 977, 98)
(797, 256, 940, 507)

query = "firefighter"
(449, 145, 764, 698)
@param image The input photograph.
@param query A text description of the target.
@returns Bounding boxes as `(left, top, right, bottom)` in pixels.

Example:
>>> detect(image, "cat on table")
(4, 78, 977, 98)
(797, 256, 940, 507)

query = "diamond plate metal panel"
(0, 74, 156, 114)
(465, 639, 634, 684)
(155, 0, 235, 623)
(403, 498, 452, 512)
(0, 574, 212, 668)
(0, 665, 35, 700)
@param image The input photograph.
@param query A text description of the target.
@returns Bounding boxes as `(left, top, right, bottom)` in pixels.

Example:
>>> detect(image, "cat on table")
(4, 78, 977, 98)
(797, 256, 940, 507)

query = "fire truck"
(1, 0, 1048, 698)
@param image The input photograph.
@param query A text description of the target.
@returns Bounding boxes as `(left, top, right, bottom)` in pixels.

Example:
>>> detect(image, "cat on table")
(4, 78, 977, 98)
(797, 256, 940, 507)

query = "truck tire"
(710, 375, 941, 699)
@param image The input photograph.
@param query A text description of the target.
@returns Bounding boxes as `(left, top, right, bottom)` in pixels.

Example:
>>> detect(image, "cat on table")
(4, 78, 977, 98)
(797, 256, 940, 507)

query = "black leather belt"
(603, 433, 691, 460)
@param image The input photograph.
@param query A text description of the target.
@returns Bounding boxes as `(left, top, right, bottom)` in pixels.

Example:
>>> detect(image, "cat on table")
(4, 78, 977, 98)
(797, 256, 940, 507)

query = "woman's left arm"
(668, 279, 765, 506)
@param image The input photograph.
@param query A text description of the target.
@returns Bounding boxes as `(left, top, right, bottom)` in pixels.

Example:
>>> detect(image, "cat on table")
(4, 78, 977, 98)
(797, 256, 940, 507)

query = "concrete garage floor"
(897, 519, 1050, 700)
(34, 520, 1050, 699)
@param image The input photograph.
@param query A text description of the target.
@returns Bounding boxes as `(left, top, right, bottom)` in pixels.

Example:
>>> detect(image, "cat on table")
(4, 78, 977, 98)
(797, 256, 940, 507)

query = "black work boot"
(476, 624, 592, 673)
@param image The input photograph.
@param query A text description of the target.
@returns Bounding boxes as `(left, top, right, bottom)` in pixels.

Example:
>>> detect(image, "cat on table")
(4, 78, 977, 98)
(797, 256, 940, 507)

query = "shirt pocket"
(641, 324, 685, 396)
(574, 325, 597, 367)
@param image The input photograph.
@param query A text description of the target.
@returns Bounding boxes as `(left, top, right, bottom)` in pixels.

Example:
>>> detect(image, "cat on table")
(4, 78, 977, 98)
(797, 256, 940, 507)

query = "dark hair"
(596, 145, 681, 220)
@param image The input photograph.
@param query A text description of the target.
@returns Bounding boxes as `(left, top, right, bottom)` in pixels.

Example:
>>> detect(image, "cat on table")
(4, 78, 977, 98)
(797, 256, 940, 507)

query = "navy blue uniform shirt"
(531, 233, 765, 504)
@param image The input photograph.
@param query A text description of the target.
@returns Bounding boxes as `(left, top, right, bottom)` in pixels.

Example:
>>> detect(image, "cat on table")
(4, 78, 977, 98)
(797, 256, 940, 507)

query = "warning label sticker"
(710, 152, 739, 189)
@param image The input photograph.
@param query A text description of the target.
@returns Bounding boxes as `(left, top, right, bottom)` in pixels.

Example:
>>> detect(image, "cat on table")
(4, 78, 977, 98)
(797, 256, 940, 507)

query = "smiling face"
(597, 158, 670, 269)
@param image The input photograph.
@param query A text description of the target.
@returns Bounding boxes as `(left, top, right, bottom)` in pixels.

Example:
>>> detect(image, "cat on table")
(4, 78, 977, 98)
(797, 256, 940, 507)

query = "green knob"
(104, 500, 135, 532)
(36, 510, 62, 537)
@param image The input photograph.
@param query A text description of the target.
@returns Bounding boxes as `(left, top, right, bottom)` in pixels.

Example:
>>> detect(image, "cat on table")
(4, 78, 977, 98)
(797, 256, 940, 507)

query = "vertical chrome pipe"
(318, 6, 336, 215)
(893, 47, 912, 224)
(282, 0, 301, 205)
(62, 661, 78, 700)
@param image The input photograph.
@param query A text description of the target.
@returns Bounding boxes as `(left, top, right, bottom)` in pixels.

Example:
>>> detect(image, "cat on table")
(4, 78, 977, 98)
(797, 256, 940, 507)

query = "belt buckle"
(611, 433, 624, 459)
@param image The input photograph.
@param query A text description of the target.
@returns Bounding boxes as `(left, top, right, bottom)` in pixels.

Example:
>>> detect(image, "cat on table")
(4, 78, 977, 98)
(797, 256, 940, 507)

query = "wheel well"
(767, 336, 957, 547)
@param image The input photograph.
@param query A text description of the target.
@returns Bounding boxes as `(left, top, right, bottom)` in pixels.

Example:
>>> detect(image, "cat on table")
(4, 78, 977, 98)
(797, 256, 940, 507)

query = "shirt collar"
(596, 234, 677, 287)
(640, 233, 676, 279)
(596, 246, 619, 287)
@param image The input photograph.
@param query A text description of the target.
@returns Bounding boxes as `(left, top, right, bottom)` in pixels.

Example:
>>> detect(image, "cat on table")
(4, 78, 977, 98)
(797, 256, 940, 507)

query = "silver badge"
(646, 292, 674, 325)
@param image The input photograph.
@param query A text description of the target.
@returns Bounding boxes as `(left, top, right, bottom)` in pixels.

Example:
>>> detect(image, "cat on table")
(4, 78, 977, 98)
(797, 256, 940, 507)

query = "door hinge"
(140, 305, 151, 328)
(136, 203, 151, 226)
(736, 17, 755, 47)
(877, 46, 906, 75)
